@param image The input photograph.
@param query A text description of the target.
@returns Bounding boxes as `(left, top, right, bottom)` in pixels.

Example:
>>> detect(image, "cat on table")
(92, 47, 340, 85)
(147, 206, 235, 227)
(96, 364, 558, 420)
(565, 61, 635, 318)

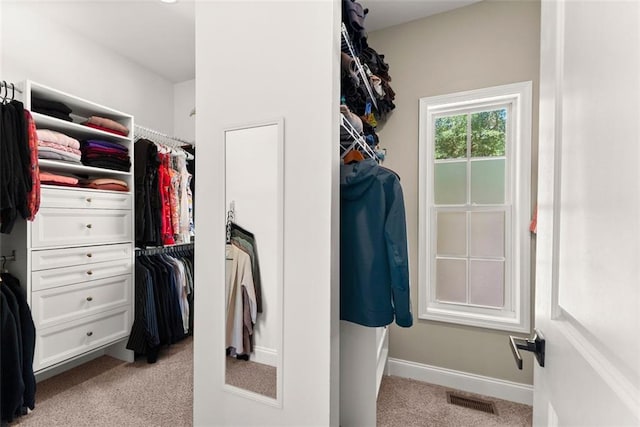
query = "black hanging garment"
(127, 248, 194, 363)
(0, 273, 37, 424)
(0, 100, 32, 234)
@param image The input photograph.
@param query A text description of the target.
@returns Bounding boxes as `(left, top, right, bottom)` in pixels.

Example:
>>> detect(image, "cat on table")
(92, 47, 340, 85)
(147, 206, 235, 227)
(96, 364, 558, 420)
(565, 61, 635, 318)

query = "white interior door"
(533, 1, 640, 425)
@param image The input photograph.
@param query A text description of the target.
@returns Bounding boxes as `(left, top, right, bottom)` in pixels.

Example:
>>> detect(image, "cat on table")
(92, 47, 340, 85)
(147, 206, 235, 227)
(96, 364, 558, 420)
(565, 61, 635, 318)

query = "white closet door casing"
(31, 208, 132, 248)
(33, 307, 131, 372)
(32, 275, 131, 328)
(40, 187, 132, 210)
(31, 243, 132, 271)
(31, 258, 132, 291)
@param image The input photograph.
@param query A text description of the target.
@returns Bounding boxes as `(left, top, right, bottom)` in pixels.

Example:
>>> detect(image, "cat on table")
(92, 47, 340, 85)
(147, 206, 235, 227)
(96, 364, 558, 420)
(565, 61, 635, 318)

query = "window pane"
(434, 162, 467, 205)
(470, 211, 505, 257)
(471, 109, 506, 157)
(469, 260, 504, 307)
(471, 159, 505, 204)
(437, 212, 467, 256)
(435, 259, 467, 303)
(435, 114, 467, 159)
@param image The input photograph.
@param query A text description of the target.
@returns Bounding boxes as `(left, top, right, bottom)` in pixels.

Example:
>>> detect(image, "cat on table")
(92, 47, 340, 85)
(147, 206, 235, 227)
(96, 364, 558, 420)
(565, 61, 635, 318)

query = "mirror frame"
(222, 118, 285, 408)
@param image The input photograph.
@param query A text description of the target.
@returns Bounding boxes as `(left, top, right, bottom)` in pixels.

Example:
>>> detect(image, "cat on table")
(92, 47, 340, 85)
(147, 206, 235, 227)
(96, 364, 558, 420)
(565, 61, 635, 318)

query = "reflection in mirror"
(224, 121, 282, 403)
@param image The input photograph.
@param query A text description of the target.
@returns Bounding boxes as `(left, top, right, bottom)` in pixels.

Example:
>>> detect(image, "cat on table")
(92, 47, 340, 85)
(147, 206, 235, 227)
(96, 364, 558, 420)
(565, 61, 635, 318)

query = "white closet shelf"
(39, 159, 132, 177)
(40, 184, 131, 195)
(33, 113, 131, 144)
(29, 81, 131, 124)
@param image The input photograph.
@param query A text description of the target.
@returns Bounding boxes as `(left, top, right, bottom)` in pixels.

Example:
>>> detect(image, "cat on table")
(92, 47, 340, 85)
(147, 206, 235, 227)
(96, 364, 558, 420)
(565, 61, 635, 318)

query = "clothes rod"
(134, 124, 194, 147)
(0, 82, 23, 93)
(1, 251, 16, 263)
(135, 243, 194, 256)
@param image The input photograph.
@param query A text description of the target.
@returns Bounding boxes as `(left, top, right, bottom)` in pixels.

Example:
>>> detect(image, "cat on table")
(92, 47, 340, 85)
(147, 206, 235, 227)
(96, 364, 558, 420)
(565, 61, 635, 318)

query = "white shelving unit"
(1, 80, 135, 377)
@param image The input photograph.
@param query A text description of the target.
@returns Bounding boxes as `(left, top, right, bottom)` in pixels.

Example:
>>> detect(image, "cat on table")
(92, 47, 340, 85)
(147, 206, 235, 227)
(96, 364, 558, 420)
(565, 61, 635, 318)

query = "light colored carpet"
(377, 375, 532, 427)
(226, 357, 277, 399)
(14, 338, 531, 426)
(14, 338, 194, 427)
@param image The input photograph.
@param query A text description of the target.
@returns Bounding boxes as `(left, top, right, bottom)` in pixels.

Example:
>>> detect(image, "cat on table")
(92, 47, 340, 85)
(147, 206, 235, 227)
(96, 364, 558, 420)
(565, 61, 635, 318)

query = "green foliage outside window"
(435, 109, 506, 160)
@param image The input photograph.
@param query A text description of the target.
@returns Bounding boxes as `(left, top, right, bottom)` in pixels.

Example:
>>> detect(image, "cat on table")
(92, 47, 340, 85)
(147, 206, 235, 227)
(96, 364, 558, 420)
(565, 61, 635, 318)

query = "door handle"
(509, 329, 545, 370)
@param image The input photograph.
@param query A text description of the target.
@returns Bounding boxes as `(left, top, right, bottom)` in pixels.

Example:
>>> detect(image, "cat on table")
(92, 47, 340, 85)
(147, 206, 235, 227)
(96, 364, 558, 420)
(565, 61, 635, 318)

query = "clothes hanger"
(343, 149, 365, 164)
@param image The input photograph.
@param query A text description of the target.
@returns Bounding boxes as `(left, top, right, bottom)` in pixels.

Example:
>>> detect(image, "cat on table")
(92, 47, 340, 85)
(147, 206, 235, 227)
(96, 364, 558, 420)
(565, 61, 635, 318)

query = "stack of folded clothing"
(39, 171, 80, 187)
(37, 129, 82, 163)
(80, 178, 129, 192)
(31, 96, 73, 122)
(81, 140, 131, 172)
(82, 116, 129, 137)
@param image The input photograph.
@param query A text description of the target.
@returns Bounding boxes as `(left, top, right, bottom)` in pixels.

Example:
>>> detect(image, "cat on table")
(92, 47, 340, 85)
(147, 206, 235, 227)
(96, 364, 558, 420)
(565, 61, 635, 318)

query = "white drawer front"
(31, 243, 132, 271)
(32, 258, 132, 291)
(32, 208, 132, 249)
(41, 187, 132, 210)
(32, 275, 131, 328)
(34, 308, 130, 372)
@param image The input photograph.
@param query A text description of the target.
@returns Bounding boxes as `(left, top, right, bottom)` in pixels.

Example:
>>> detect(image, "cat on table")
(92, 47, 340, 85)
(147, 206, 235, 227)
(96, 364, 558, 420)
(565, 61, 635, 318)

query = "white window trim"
(418, 81, 532, 333)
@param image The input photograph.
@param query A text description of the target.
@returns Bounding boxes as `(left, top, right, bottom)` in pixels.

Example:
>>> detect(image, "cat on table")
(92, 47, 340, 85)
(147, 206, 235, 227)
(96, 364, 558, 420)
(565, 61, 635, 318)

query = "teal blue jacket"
(340, 159, 412, 328)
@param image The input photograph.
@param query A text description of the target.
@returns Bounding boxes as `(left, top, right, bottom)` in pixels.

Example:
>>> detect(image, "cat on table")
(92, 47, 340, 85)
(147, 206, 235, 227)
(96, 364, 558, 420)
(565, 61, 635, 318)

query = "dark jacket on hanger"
(2, 274, 36, 411)
(340, 159, 412, 328)
(1, 290, 24, 423)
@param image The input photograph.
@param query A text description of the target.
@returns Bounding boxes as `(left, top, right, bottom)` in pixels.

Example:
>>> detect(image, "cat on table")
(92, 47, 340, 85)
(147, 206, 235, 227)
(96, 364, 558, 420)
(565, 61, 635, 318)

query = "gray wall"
(368, 0, 540, 384)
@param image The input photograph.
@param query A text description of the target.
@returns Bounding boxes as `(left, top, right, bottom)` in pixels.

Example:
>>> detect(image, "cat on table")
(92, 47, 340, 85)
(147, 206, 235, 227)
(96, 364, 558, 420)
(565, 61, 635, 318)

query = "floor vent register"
(446, 391, 498, 415)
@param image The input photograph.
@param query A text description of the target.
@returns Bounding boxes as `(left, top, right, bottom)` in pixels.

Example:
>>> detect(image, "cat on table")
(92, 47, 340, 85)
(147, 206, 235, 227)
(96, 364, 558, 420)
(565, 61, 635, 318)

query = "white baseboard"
(387, 358, 533, 405)
(252, 346, 277, 367)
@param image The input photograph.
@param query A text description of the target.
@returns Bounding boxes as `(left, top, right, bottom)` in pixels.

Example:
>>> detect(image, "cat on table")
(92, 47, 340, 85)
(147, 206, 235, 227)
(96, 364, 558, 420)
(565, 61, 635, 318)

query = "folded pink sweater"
(36, 129, 80, 149)
(84, 116, 129, 136)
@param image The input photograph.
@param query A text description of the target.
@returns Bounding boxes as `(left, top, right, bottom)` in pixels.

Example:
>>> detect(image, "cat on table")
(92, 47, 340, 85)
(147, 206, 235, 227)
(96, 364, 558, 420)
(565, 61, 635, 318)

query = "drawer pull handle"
(86, 296, 93, 302)
(86, 224, 93, 229)
(86, 253, 93, 258)
(86, 198, 92, 203)
(86, 331, 93, 337)
(86, 271, 93, 276)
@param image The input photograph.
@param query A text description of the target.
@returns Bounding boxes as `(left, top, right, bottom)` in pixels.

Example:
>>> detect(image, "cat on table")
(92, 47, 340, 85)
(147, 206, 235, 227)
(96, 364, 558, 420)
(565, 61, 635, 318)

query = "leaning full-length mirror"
(224, 120, 283, 403)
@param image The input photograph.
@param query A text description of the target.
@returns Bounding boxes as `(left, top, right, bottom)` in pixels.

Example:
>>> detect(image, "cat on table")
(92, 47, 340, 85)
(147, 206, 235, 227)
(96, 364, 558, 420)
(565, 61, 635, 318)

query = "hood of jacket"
(340, 158, 378, 201)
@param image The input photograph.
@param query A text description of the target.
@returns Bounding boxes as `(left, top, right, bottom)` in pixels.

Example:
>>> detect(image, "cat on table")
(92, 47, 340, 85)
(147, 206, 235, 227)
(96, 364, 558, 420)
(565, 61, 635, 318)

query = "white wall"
(0, 2, 174, 134)
(367, 0, 540, 385)
(194, 1, 341, 425)
(174, 79, 196, 142)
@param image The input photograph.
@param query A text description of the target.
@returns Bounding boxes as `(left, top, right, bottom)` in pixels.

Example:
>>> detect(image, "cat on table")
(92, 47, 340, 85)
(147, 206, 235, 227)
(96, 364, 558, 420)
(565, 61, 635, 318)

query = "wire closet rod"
(134, 124, 194, 147)
(135, 242, 194, 256)
(0, 81, 23, 94)
(1, 250, 16, 263)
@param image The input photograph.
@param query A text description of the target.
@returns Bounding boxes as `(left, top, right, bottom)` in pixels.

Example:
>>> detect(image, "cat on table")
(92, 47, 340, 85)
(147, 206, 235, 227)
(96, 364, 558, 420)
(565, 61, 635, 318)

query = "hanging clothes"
(0, 99, 35, 234)
(0, 273, 37, 424)
(127, 247, 194, 363)
(229, 223, 263, 314)
(340, 158, 412, 328)
(225, 243, 257, 358)
(134, 138, 194, 248)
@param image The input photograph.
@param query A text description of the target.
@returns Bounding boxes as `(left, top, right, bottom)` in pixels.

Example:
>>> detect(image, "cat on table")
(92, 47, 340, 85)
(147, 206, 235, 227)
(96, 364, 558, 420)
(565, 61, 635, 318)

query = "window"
(418, 82, 532, 332)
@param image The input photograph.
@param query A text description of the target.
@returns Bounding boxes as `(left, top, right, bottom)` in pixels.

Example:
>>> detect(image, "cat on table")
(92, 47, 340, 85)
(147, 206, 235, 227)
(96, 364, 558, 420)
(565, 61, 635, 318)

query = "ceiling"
(31, 0, 479, 84)
(361, 0, 482, 32)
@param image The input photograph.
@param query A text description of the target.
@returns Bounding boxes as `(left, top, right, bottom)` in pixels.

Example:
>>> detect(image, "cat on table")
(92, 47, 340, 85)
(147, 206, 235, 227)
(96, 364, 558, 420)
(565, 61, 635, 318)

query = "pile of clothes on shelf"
(38, 171, 129, 192)
(37, 129, 81, 164)
(31, 96, 72, 121)
(341, 0, 397, 156)
(82, 115, 130, 137)
(80, 139, 131, 172)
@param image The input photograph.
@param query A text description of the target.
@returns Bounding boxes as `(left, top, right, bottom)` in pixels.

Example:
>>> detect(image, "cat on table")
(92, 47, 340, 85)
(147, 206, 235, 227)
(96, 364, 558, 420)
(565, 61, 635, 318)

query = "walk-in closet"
(3, 0, 635, 426)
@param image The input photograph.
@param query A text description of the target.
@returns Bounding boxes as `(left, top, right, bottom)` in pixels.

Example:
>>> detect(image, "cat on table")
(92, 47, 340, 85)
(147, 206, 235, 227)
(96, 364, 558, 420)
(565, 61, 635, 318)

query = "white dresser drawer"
(34, 308, 131, 372)
(41, 186, 132, 210)
(32, 275, 131, 328)
(31, 243, 132, 271)
(32, 258, 132, 291)
(32, 208, 132, 249)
